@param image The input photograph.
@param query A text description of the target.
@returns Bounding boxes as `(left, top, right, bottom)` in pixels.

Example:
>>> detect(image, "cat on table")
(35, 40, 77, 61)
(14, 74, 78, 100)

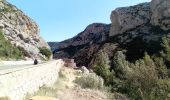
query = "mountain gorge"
(0, 0, 170, 99)
(49, 1, 170, 99)
(51, 0, 170, 68)
(0, 0, 49, 60)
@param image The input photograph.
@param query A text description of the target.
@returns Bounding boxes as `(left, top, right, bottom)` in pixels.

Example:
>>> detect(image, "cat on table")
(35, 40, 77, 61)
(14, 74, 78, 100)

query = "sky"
(7, 0, 151, 42)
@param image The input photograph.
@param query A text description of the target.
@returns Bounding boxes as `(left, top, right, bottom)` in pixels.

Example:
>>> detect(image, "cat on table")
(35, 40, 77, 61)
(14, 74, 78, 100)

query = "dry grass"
(0, 97, 9, 100)
(24, 67, 113, 100)
(24, 70, 66, 100)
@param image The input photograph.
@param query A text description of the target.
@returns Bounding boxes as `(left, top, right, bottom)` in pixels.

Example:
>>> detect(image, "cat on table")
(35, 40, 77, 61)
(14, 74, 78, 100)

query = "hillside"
(0, 0, 50, 60)
(50, 0, 169, 68)
(49, 0, 170, 99)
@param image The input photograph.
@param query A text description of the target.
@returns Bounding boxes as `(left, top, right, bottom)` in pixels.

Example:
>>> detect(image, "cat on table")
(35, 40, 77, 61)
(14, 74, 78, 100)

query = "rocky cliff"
(55, 23, 110, 49)
(0, 0, 49, 59)
(50, 0, 170, 68)
(51, 23, 112, 67)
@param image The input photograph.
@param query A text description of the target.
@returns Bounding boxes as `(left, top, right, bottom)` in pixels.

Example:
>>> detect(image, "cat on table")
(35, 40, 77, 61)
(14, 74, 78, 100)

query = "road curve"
(0, 61, 48, 75)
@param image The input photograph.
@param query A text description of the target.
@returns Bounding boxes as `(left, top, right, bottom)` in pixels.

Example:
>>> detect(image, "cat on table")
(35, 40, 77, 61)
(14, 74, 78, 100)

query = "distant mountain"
(48, 42, 59, 51)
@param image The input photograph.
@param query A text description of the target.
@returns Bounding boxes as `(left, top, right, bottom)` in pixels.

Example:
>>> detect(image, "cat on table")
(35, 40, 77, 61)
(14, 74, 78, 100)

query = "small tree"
(127, 53, 159, 100)
(39, 47, 52, 59)
(94, 50, 113, 85)
(161, 36, 170, 67)
(112, 51, 131, 79)
(153, 56, 168, 79)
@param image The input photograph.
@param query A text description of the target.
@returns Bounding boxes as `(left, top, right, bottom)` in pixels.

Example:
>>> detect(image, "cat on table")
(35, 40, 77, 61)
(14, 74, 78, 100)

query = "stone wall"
(0, 60, 64, 100)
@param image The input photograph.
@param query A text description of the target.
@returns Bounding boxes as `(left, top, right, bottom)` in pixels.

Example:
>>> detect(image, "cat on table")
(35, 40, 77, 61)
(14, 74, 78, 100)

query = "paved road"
(0, 60, 46, 70)
(0, 61, 46, 75)
(0, 64, 33, 70)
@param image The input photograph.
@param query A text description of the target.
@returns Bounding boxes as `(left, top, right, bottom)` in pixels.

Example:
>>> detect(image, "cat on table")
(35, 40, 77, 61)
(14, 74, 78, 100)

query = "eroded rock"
(110, 3, 151, 36)
(0, 0, 49, 59)
(151, 0, 170, 31)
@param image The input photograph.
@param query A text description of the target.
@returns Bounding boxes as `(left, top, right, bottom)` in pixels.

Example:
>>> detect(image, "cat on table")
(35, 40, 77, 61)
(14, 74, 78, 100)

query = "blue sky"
(8, 0, 150, 42)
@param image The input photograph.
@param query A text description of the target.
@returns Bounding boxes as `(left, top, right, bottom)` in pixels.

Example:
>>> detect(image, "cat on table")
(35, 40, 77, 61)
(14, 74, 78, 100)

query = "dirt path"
(29, 66, 112, 100)
(57, 67, 108, 100)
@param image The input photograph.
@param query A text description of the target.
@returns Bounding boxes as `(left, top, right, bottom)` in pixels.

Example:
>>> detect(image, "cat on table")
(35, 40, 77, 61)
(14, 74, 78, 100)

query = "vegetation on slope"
(0, 31, 23, 60)
(39, 47, 52, 59)
(94, 36, 170, 100)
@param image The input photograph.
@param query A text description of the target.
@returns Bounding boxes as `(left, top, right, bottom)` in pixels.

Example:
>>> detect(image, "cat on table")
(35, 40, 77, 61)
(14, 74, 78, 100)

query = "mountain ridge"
(50, 0, 170, 68)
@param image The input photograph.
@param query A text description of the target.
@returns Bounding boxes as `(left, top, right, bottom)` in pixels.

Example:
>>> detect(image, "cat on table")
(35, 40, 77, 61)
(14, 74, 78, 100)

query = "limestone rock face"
(110, 3, 151, 36)
(151, 0, 170, 31)
(0, 0, 49, 59)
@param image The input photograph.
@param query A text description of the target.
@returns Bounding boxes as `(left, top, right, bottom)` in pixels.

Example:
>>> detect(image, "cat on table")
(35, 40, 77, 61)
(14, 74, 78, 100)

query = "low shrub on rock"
(0, 31, 23, 60)
(39, 47, 52, 59)
(75, 73, 104, 90)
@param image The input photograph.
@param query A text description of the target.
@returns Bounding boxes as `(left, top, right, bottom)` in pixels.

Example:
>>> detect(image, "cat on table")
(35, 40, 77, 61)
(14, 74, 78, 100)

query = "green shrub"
(0, 31, 23, 60)
(39, 47, 52, 59)
(110, 51, 170, 100)
(153, 56, 168, 79)
(152, 79, 170, 100)
(74, 73, 104, 90)
(126, 53, 158, 100)
(161, 36, 170, 67)
(112, 51, 132, 79)
(93, 50, 114, 85)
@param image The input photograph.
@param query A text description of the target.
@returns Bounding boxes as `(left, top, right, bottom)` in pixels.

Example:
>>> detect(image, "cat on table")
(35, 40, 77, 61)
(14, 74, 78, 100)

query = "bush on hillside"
(0, 31, 23, 60)
(111, 52, 170, 100)
(39, 47, 52, 59)
(93, 50, 114, 85)
(125, 53, 158, 100)
(112, 51, 131, 79)
(74, 73, 104, 90)
(161, 36, 170, 68)
(153, 56, 168, 79)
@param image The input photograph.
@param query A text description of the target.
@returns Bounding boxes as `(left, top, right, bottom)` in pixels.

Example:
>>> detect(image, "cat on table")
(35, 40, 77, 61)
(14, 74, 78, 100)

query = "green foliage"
(39, 47, 52, 59)
(110, 51, 170, 100)
(126, 53, 159, 100)
(93, 36, 170, 100)
(0, 31, 23, 60)
(161, 36, 170, 67)
(153, 56, 168, 79)
(74, 73, 104, 90)
(94, 50, 114, 85)
(112, 51, 131, 79)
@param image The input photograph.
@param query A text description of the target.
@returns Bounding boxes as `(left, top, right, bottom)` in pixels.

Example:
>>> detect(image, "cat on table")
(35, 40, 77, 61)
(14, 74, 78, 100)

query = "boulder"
(63, 59, 77, 68)
(81, 66, 89, 74)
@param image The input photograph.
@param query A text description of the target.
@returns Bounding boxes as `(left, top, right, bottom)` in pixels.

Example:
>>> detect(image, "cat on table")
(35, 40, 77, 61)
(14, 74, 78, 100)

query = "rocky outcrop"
(51, 23, 112, 68)
(151, 0, 170, 31)
(0, 0, 49, 59)
(110, 0, 170, 36)
(110, 3, 151, 36)
(55, 23, 110, 49)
